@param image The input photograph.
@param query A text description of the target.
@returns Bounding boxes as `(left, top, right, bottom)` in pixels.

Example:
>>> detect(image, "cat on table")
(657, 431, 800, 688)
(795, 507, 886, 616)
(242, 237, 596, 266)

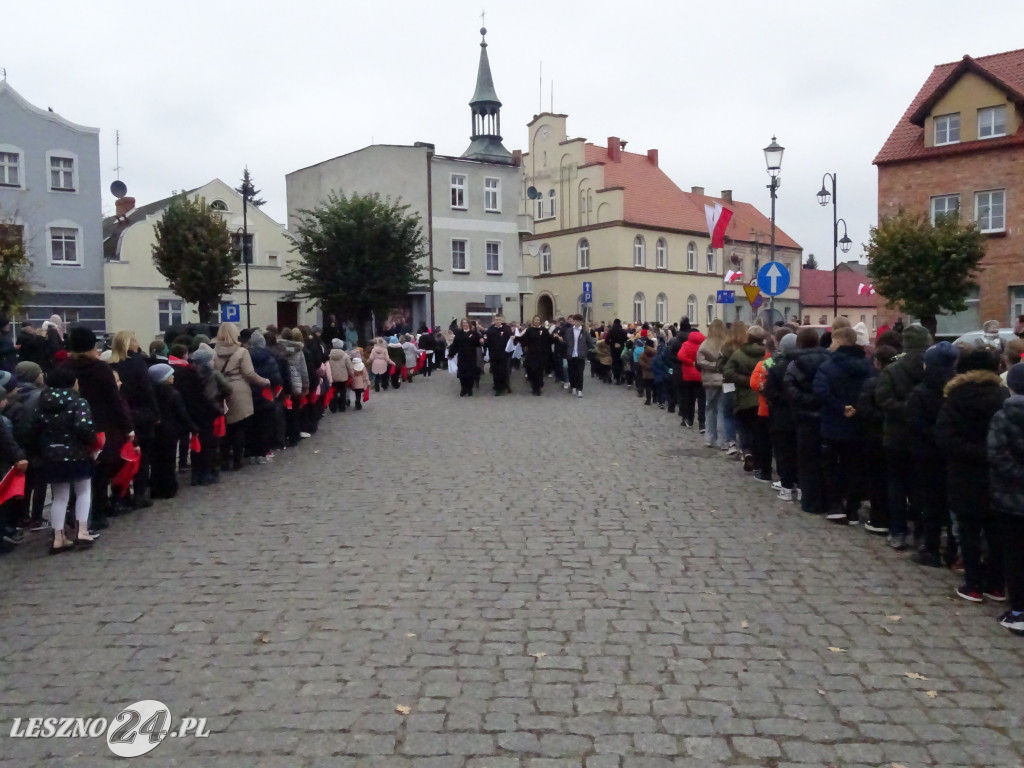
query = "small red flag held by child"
(0, 467, 26, 506)
(189, 433, 201, 453)
(213, 415, 227, 437)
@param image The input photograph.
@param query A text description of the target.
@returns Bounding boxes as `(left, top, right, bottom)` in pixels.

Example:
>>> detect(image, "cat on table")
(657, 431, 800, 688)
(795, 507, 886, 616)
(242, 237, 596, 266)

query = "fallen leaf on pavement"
(905, 672, 929, 680)
(827, 647, 847, 653)
(406, 633, 416, 638)
(925, 690, 938, 698)
(740, 621, 749, 628)
(892, 763, 908, 768)
(817, 689, 826, 695)
(395, 705, 411, 715)
(256, 634, 270, 644)
(886, 615, 902, 621)
(530, 652, 547, 659)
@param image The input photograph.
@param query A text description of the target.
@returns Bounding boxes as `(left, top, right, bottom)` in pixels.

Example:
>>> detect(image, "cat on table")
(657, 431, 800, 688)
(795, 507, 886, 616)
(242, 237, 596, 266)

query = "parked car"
(952, 328, 1018, 348)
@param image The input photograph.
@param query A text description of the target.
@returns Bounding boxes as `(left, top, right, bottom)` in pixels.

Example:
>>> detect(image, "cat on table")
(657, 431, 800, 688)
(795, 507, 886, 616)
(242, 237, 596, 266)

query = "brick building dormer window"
(978, 106, 1006, 139)
(934, 113, 960, 145)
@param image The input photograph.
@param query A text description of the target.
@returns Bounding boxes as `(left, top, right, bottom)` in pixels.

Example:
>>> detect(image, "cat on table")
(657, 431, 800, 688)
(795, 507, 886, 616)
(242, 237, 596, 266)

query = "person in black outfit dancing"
(448, 318, 482, 397)
(517, 316, 551, 396)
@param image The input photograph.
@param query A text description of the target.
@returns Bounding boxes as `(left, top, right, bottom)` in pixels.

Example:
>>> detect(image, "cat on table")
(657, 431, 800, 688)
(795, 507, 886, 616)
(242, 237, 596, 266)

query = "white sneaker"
(299, 432, 312, 439)
(571, 387, 576, 394)
(563, 382, 570, 390)
(577, 391, 583, 398)
(777, 487, 793, 501)
(726, 444, 739, 456)
(771, 481, 783, 491)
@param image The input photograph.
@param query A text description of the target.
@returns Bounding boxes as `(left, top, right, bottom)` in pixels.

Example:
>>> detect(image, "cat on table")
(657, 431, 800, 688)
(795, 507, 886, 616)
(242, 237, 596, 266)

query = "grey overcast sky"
(6, 0, 1024, 269)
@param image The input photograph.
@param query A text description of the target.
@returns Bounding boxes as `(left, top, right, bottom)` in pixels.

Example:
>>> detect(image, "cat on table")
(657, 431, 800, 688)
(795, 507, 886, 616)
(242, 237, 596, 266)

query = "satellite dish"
(526, 186, 539, 200)
(730, 253, 743, 267)
(110, 180, 127, 198)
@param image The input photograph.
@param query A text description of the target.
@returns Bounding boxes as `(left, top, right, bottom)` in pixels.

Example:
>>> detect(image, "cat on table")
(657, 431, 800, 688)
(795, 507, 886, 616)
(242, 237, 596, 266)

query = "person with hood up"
(723, 325, 768, 472)
(651, 339, 669, 407)
(636, 339, 657, 404)
(678, 327, 707, 430)
(42, 315, 65, 361)
(813, 326, 874, 524)
(31, 366, 96, 553)
(987, 362, 1024, 634)
(327, 339, 354, 411)
(875, 323, 932, 550)
(367, 338, 391, 392)
(401, 334, 420, 381)
(387, 335, 405, 389)
(213, 322, 270, 470)
(279, 329, 310, 443)
(904, 341, 959, 566)
(936, 347, 1009, 603)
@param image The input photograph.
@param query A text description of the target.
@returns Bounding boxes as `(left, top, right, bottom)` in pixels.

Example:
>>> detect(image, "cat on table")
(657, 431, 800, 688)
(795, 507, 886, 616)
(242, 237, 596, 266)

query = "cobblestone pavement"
(1, 370, 1023, 767)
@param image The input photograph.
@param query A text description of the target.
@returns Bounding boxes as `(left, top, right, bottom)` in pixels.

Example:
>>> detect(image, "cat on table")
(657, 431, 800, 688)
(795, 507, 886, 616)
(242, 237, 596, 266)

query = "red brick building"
(874, 48, 1024, 331)
(799, 269, 880, 330)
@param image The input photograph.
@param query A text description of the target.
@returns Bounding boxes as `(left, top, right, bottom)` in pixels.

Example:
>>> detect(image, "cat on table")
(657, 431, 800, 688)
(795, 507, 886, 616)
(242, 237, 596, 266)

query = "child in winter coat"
(987, 362, 1024, 634)
(622, 341, 635, 387)
(637, 340, 656, 404)
(31, 366, 97, 553)
(349, 359, 370, 410)
(328, 340, 354, 412)
(367, 339, 391, 392)
(149, 364, 199, 499)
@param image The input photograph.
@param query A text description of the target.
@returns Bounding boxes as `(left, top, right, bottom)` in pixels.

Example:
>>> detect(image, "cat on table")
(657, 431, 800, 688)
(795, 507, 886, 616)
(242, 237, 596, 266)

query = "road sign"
(221, 303, 240, 323)
(582, 281, 593, 303)
(756, 261, 790, 296)
(743, 285, 762, 309)
(716, 290, 735, 304)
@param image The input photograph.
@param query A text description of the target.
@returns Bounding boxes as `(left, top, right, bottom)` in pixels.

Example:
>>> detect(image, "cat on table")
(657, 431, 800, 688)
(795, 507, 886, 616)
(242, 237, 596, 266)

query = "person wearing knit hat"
(988, 361, 1024, 633)
(147, 363, 174, 384)
(15, 360, 43, 386)
(0, 370, 14, 394)
(66, 325, 98, 354)
(875, 323, 932, 550)
(935, 339, 1010, 603)
(905, 341, 961, 566)
(331, 338, 345, 350)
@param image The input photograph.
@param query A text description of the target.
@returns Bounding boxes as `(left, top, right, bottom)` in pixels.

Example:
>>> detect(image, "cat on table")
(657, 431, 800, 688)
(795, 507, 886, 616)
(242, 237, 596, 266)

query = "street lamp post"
(763, 136, 784, 320)
(242, 187, 252, 329)
(816, 173, 853, 321)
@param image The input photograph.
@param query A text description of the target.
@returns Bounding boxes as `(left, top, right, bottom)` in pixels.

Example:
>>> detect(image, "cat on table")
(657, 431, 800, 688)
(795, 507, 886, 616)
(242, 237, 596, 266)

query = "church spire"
(462, 26, 513, 164)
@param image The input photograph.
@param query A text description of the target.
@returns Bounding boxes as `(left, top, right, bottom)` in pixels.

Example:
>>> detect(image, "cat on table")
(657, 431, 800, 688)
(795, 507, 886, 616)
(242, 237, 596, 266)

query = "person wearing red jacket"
(678, 330, 706, 430)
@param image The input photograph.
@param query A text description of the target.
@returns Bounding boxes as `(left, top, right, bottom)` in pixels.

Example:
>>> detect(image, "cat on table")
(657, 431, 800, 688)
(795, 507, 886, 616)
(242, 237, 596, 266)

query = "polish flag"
(704, 203, 734, 249)
(724, 269, 745, 283)
(858, 283, 876, 295)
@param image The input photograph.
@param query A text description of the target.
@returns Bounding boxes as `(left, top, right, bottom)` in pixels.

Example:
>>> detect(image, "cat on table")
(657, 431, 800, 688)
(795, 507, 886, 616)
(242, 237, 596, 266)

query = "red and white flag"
(724, 269, 744, 283)
(704, 203, 734, 249)
(858, 283, 876, 295)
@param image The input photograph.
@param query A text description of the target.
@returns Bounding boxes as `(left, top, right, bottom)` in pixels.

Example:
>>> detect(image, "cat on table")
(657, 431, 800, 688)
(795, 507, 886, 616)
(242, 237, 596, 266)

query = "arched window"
(633, 292, 645, 324)
(706, 245, 715, 273)
(210, 199, 228, 211)
(578, 190, 586, 226)
(655, 293, 667, 323)
(577, 238, 590, 270)
(548, 189, 557, 218)
(656, 238, 667, 269)
(706, 296, 716, 325)
(540, 244, 552, 274)
(633, 235, 645, 268)
(687, 241, 697, 271)
(687, 294, 697, 322)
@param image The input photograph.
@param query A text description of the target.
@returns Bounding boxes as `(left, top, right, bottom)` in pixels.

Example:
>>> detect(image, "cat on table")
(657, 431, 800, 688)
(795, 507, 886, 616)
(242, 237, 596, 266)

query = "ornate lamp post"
(763, 136, 784, 319)
(816, 174, 853, 320)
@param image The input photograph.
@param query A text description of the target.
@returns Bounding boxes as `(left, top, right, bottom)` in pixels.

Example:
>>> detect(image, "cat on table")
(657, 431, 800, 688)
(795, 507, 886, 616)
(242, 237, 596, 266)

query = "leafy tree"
(286, 192, 428, 330)
(865, 209, 985, 335)
(0, 220, 32, 318)
(152, 193, 237, 323)
(235, 167, 266, 209)
(804, 253, 818, 270)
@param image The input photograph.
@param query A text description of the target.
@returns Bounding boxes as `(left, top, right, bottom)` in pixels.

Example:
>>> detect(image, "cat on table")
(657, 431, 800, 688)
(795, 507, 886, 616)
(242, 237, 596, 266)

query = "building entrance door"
(277, 301, 299, 329)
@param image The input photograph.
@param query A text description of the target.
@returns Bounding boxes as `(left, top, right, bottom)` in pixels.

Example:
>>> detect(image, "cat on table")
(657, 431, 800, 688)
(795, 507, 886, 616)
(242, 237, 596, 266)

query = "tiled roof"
(102, 188, 197, 259)
(582, 144, 800, 249)
(799, 269, 879, 308)
(874, 48, 1024, 165)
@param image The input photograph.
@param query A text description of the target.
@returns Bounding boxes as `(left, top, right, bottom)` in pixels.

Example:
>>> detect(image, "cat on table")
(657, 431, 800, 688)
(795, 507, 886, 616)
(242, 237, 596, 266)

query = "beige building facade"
(520, 114, 801, 327)
(103, 179, 317, 339)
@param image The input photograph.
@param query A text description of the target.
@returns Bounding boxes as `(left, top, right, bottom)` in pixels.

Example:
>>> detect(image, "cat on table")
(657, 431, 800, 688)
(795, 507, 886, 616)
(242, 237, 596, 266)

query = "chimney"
(691, 186, 705, 196)
(647, 149, 659, 166)
(512, 149, 523, 167)
(721, 189, 733, 204)
(607, 136, 621, 162)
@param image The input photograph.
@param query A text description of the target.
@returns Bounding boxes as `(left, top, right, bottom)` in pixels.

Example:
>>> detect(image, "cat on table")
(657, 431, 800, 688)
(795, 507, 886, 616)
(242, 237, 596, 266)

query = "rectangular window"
(706, 248, 715, 273)
(485, 241, 501, 274)
(975, 189, 1006, 233)
(534, 196, 544, 220)
(934, 113, 960, 145)
(450, 174, 466, 209)
(706, 301, 715, 325)
(50, 227, 79, 264)
(484, 178, 500, 212)
(0, 152, 20, 187)
(978, 105, 1007, 139)
(548, 190, 557, 219)
(231, 232, 254, 263)
(158, 299, 184, 333)
(451, 239, 468, 271)
(49, 156, 75, 191)
(930, 194, 960, 225)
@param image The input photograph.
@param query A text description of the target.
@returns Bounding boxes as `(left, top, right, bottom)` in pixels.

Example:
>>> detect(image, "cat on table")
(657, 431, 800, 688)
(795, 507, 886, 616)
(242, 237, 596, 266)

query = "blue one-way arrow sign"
(756, 261, 790, 296)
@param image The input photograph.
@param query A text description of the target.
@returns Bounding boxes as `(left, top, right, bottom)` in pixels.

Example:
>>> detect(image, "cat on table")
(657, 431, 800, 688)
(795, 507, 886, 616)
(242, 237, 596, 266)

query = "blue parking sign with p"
(221, 303, 240, 323)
